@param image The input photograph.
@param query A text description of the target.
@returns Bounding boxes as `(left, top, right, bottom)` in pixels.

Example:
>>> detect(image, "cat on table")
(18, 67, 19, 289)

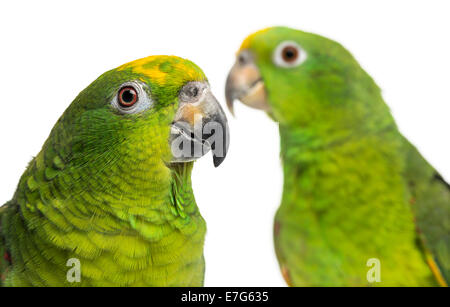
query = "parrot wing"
(402, 138, 450, 286)
(0, 201, 12, 286)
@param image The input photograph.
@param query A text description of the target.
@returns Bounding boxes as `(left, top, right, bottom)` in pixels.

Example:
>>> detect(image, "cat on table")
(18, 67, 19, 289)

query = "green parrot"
(0, 55, 229, 286)
(226, 27, 449, 286)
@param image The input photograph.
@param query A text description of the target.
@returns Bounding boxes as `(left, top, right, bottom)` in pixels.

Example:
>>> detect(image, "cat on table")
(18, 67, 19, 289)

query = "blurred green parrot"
(0, 55, 229, 286)
(226, 27, 449, 286)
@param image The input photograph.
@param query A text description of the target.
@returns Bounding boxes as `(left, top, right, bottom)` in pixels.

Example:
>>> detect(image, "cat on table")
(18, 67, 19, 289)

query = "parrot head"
(226, 27, 388, 131)
(60, 55, 229, 171)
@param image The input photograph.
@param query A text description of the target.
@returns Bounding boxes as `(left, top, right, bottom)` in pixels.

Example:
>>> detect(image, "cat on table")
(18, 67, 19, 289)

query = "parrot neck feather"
(2, 146, 206, 285)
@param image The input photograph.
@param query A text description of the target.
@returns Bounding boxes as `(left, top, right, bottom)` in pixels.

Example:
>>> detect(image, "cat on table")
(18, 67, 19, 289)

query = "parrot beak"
(170, 81, 230, 167)
(225, 50, 270, 116)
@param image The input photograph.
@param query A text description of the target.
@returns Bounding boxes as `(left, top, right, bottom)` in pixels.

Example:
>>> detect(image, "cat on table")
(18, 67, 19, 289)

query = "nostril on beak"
(180, 82, 205, 103)
(237, 50, 252, 66)
(189, 86, 199, 98)
(238, 54, 246, 65)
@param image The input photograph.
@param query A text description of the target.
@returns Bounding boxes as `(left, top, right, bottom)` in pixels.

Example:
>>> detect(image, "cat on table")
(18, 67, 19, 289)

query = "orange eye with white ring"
(111, 81, 153, 114)
(118, 86, 138, 108)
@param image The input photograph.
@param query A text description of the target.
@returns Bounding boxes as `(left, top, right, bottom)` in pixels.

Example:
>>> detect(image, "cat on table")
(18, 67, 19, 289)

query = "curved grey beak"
(170, 81, 230, 167)
(225, 50, 270, 116)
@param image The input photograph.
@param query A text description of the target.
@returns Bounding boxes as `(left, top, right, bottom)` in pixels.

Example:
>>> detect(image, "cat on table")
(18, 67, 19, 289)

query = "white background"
(0, 0, 449, 286)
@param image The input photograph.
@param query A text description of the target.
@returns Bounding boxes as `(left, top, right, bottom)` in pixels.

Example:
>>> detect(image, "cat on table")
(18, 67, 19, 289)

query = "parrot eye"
(118, 86, 138, 107)
(273, 41, 307, 68)
(281, 46, 298, 62)
(111, 81, 153, 114)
